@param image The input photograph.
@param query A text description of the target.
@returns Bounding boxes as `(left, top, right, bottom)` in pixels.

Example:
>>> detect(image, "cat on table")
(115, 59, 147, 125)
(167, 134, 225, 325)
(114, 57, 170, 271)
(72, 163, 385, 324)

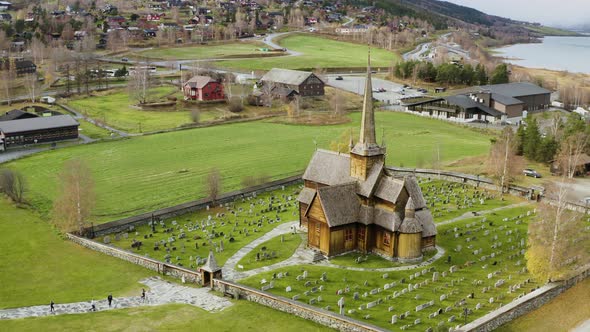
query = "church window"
(383, 233, 391, 247)
(358, 227, 366, 246)
(345, 228, 353, 242)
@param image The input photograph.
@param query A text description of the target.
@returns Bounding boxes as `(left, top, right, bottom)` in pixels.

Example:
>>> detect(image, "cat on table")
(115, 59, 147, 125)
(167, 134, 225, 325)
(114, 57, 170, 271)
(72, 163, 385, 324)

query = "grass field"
(220, 34, 401, 70)
(496, 278, 590, 332)
(6, 112, 492, 223)
(65, 86, 360, 133)
(240, 205, 539, 331)
(237, 233, 303, 271)
(67, 86, 187, 134)
(135, 40, 268, 60)
(0, 198, 153, 309)
(0, 302, 333, 331)
(78, 119, 115, 140)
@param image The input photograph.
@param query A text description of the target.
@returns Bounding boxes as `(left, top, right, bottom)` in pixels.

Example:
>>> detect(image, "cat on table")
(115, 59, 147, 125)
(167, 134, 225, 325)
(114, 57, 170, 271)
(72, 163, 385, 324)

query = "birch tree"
(556, 133, 589, 178)
(52, 159, 96, 234)
(488, 128, 522, 196)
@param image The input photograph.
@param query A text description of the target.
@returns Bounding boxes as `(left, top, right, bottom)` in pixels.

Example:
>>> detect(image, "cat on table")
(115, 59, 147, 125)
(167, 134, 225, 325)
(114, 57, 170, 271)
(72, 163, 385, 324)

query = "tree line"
(392, 60, 509, 86)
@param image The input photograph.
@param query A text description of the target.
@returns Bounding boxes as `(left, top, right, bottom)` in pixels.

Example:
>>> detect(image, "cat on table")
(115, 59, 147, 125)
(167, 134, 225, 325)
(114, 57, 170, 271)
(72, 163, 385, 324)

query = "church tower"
(350, 50, 386, 181)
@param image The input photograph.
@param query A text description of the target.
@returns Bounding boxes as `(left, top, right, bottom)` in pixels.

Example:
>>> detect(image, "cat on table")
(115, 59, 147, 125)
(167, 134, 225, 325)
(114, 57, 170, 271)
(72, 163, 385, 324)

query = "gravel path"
(0, 276, 232, 320)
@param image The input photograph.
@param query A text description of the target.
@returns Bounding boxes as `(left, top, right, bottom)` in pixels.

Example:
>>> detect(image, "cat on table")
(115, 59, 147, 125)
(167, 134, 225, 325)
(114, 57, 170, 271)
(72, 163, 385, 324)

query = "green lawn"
(328, 250, 437, 270)
(67, 86, 189, 134)
(109, 185, 301, 267)
(0, 302, 334, 331)
(6, 112, 492, 223)
(239, 206, 538, 331)
(136, 40, 268, 60)
(219, 34, 401, 70)
(237, 233, 303, 271)
(0, 199, 153, 309)
(78, 120, 115, 140)
(497, 278, 590, 332)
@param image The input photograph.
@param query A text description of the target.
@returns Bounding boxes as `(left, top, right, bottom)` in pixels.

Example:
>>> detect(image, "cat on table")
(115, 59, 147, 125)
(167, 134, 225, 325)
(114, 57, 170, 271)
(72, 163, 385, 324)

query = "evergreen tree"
(523, 119, 541, 160)
(536, 136, 559, 163)
(516, 124, 526, 155)
(475, 64, 487, 85)
(490, 63, 509, 84)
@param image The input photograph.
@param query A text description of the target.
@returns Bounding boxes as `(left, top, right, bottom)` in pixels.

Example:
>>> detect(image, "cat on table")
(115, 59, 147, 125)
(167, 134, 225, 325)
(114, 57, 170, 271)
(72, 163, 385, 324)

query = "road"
(324, 74, 425, 105)
(403, 33, 470, 62)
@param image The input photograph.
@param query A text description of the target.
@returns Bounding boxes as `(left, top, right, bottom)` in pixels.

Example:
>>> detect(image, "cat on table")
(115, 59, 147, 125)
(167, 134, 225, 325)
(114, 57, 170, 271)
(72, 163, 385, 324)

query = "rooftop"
(0, 115, 79, 134)
(260, 68, 323, 86)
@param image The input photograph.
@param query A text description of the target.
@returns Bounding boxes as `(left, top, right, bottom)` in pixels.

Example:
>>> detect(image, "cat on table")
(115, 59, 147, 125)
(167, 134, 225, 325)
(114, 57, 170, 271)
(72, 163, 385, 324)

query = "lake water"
(493, 36, 590, 74)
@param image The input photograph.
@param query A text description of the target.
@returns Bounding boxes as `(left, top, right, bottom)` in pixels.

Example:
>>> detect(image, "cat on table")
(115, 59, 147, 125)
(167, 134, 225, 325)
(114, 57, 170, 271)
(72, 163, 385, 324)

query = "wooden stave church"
(297, 54, 436, 262)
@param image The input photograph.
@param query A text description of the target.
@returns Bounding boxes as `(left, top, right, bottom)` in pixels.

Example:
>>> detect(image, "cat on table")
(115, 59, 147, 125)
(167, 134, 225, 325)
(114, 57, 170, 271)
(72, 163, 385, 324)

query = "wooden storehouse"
(297, 55, 436, 262)
(260, 68, 325, 97)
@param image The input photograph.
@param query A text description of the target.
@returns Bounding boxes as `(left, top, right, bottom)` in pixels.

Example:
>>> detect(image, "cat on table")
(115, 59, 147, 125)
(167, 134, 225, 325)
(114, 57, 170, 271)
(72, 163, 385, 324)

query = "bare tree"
(556, 133, 589, 178)
(52, 159, 96, 234)
(128, 60, 152, 104)
(23, 73, 40, 103)
(488, 128, 522, 196)
(526, 181, 590, 281)
(205, 168, 222, 203)
(0, 169, 26, 204)
(329, 90, 345, 118)
(30, 37, 46, 65)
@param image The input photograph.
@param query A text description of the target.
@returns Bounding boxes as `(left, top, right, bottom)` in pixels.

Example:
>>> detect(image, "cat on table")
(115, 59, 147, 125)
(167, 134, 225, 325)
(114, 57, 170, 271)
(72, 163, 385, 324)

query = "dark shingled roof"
(479, 82, 551, 98)
(317, 183, 359, 227)
(416, 210, 436, 237)
(0, 109, 38, 122)
(297, 187, 316, 205)
(374, 176, 405, 202)
(303, 150, 352, 186)
(0, 115, 78, 134)
(403, 176, 427, 209)
(399, 216, 422, 233)
(357, 161, 383, 197)
(373, 208, 402, 232)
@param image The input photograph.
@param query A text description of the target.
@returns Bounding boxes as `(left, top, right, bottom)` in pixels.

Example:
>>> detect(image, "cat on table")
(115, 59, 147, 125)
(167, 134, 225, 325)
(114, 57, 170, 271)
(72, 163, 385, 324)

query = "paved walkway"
(223, 221, 301, 280)
(0, 277, 232, 320)
(572, 318, 590, 332)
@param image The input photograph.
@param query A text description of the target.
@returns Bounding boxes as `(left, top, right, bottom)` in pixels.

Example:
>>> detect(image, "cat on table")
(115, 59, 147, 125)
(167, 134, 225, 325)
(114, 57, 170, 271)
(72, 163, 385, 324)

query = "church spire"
(351, 48, 385, 157)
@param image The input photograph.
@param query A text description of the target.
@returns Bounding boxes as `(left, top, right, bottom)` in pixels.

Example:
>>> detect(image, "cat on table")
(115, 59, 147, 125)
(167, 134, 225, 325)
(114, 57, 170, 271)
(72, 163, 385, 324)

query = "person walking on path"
(141, 289, 146, 302)
(50, 300, 55, 313)
(91, 299, 97, 312)
(107, 294, 113, 307)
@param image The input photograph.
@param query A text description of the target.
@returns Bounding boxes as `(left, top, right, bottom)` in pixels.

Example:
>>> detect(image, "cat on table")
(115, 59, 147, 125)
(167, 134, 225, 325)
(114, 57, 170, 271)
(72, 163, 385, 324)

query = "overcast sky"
(445, 0, 588, 27)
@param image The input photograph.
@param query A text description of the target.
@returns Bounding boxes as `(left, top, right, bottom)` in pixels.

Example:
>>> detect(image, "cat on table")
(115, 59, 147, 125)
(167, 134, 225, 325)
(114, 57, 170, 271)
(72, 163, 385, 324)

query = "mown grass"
(77, 119, 114, 140)
(237, 233, 303, 271)
(5, 112, 492, 224)
(0, 302, 334, 331)
(0, 198, 153, 309)
(135, 40, 268, 60)
(220, 34, 401, 70)
(240, 206, 538, 331)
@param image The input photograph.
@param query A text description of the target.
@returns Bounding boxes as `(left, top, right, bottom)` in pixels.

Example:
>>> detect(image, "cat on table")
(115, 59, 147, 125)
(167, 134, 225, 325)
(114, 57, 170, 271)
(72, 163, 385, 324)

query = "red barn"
(183, 76, 225, 101)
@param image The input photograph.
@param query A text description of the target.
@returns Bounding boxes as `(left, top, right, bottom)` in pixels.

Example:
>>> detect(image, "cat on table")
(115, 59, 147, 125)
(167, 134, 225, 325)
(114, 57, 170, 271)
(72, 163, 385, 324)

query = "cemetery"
(239, 205, 539, 331)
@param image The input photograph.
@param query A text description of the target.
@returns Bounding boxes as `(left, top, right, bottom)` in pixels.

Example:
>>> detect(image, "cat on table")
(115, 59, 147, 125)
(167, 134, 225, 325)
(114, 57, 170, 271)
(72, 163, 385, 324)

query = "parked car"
(378, 88, 386, 92)
(335, 76, 343, 80)
(580, 197, 590, 205)
(121, 57, 129, 62)
(523, 169, 542, 178)
(402, 84, 409, 88)
(417, 88, 428, 93)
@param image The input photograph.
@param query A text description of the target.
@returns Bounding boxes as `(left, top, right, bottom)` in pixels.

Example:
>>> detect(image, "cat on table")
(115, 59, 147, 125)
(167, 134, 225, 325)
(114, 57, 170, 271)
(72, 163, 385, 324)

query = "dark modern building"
(403, 82, 551, 122)
(0, 115, 79, 151)
(0, 109, 39, 121)
(260, 68, 325, 97)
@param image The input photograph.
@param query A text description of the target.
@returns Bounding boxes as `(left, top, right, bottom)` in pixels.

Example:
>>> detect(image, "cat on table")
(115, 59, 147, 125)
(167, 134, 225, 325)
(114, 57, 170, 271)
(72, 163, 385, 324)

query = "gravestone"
(286, 286, 292, 292)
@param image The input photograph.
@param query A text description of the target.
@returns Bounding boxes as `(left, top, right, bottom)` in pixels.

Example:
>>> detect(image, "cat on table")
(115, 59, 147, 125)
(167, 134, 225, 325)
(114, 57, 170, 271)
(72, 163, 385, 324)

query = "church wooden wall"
(306, 196, 331, 255)
(372, 227, 395, 257)
(421, 236, 436, 249)
(398, 233, 422, 259)
(299, 203, 309, 229)
(329, 224, 357, 256)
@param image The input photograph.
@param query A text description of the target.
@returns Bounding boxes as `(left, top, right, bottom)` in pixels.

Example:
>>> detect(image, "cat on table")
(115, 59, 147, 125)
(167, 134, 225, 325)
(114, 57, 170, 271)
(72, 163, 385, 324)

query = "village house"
(297, 55, 436, 262)
(260, 68, 325, 98)
(183, 76, 225, 101)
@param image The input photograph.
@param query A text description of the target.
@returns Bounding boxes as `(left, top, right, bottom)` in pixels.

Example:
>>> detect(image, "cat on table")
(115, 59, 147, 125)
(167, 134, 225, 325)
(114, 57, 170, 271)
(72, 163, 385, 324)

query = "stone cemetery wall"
(90, 175, 303, 237)
(212, 279, 388, 332)
(457, 265, 590, 332)
(66, 233, 202, 283)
